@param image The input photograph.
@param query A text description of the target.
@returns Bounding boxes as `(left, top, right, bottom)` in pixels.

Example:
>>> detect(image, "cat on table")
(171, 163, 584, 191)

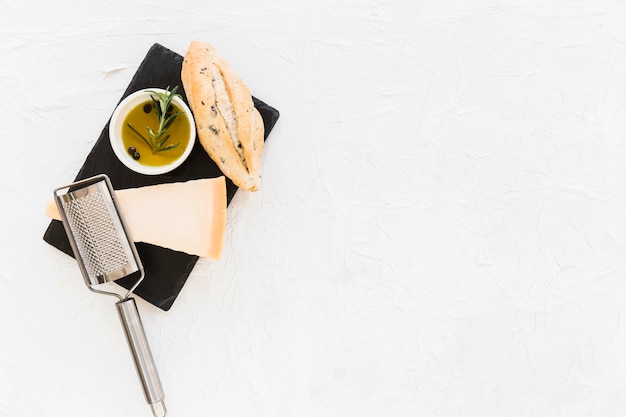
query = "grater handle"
(116, 298, 167, 417)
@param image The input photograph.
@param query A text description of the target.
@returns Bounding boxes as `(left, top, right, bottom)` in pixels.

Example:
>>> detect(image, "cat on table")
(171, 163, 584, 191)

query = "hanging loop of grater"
(54, 174, 166, 417)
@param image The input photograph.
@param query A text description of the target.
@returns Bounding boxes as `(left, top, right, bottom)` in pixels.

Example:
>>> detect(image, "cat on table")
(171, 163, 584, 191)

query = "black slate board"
(43, 43, 280, 311)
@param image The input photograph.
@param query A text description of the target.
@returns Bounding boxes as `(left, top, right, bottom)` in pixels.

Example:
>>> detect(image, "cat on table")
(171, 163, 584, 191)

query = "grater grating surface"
(62, 191, 131, 279)
(55, 175, 142, 287)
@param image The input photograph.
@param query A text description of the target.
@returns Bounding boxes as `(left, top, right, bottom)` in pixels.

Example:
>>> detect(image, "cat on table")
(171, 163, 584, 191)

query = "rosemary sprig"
(127, 86, 183, 153)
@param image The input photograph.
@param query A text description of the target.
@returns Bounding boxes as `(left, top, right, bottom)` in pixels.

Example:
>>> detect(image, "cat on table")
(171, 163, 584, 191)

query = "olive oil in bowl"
(109, 87, 196, 175)
(122, 100, 191, 167)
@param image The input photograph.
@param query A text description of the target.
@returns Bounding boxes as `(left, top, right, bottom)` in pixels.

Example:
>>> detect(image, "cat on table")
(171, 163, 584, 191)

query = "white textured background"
(3, 0, 626, 416)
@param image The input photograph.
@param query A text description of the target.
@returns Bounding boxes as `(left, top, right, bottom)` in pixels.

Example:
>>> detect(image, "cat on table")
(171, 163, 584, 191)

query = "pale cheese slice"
(46, 177, 227, 259)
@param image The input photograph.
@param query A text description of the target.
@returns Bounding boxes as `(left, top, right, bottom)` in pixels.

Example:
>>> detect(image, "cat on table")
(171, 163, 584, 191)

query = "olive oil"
(121, 100, 191, 167)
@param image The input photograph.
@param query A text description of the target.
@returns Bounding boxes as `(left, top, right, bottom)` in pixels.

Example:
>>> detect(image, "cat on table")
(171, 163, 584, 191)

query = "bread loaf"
(182, 41, 264, 191)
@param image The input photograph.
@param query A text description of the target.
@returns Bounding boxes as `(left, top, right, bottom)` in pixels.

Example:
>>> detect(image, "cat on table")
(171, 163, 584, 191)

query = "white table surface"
(4, 0, 626, 416)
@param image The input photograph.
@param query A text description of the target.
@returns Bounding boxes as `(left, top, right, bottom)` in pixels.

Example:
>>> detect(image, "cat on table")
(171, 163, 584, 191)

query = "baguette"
(181, 41, 264, 191)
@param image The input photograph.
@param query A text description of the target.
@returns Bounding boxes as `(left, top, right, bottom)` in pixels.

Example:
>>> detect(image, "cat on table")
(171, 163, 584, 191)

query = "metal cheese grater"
(54, 174, 166, 417)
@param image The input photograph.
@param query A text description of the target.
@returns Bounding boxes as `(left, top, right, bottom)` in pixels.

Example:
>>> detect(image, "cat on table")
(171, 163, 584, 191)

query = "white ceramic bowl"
(109, 88, 196, 175)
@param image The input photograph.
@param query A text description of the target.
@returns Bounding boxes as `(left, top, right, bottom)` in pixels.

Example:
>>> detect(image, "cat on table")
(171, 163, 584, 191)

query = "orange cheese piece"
(46, 177, 227, 259)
